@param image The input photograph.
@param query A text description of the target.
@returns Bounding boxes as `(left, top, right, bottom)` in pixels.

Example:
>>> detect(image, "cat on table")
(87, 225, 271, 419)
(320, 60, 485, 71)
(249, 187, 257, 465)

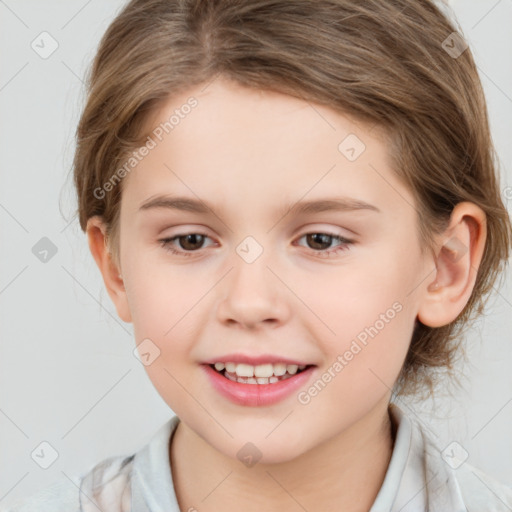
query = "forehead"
(121, 76, 415, 224)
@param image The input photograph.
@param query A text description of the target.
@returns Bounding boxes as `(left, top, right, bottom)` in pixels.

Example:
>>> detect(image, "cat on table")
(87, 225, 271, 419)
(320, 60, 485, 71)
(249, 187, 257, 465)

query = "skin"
(87, 76, 486, 511)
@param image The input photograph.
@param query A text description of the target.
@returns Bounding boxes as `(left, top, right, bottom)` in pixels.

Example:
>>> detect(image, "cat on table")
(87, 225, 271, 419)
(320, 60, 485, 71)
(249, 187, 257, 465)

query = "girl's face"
(116, 76, 433, 463)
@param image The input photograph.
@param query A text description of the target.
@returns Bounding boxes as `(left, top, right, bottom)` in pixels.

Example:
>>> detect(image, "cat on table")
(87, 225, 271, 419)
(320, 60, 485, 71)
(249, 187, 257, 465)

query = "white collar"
(371, 403, 467, 511)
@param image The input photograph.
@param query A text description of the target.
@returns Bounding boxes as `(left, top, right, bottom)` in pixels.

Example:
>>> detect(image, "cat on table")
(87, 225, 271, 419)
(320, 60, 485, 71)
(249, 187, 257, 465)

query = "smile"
(210, 362, 307, 384)
(202, 358, 316, 407)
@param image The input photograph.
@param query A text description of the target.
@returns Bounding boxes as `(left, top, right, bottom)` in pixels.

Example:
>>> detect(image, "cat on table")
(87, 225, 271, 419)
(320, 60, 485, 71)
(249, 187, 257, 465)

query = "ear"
(86, 216, 132, 323)
(417, 202, 487, 328)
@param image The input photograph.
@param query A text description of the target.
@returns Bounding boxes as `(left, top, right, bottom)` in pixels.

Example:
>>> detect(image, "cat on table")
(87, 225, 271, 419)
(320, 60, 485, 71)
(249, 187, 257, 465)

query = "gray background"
(1, 0, 511, 506)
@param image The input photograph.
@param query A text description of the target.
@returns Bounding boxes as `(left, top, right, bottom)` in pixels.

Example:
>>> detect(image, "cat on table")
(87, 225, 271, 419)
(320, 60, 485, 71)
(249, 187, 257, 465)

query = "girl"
(6, 0, 512, 510)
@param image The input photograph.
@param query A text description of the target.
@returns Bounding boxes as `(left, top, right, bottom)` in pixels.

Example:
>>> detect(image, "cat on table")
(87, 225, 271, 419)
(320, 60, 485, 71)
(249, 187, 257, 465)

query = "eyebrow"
(138, 195, 381, 217)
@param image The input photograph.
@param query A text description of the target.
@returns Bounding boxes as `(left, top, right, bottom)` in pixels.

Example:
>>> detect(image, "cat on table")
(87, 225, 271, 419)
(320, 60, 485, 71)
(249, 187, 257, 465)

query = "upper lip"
(202, 354, 314, 366)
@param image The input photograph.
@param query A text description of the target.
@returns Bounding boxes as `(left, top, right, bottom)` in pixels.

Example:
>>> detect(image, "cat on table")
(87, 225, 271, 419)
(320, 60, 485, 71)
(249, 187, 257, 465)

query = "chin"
(221, 432, 313, 467)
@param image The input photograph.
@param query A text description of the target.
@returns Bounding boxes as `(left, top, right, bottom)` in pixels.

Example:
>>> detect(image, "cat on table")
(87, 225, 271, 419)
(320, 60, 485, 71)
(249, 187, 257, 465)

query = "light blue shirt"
(3, 404, 512, 511)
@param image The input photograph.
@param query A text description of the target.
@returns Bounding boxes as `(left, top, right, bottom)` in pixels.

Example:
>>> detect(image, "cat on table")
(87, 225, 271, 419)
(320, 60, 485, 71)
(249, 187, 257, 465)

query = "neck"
(170, 398, 395, 512)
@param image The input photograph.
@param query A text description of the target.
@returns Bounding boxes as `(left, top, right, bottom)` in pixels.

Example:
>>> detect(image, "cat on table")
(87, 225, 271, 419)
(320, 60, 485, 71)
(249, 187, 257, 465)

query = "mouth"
(208, 361, 311, 385)
(202, 358, 317, 406)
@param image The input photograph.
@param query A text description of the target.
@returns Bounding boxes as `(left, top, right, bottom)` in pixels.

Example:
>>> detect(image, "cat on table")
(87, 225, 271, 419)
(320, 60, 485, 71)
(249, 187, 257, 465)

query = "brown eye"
(159, 232, 214, 257)
(176, 234, 206, 251)
(306, 233, 334, 250)
(295, 232, 353, 257)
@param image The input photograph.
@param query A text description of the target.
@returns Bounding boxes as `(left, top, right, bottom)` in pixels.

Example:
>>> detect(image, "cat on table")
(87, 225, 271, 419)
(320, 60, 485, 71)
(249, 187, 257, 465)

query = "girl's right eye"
(159, 233, 214, 257)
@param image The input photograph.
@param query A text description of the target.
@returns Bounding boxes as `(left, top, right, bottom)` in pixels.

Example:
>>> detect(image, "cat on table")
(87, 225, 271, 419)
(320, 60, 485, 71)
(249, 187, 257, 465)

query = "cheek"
(124, 264, 204, 412)
(304, 254, 417, 384)
(297, 283, 413, 431)
(124, 249, 205, 338)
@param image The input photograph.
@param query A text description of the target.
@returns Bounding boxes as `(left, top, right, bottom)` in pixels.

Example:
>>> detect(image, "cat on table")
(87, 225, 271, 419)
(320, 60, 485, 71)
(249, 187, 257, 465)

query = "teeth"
(287, 364, 298, 375)
(232, 374, 293, 384)
(236, 363, 254, 377)
(254, 364, 273, 378)
(212, 361, 308, 381)
(273, 363, 287, 376)
(225, 362, 236, 373)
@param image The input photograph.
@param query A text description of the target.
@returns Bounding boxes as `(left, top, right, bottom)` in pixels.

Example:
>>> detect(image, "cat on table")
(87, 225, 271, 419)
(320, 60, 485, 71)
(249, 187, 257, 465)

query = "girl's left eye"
(158, 231, 353, 258)
(294, 232, 353, 257)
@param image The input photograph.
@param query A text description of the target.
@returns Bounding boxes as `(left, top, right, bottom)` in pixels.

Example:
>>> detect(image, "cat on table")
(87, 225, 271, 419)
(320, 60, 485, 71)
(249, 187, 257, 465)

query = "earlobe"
(86, 216, 132, 323)
(417, 202, 487, 328)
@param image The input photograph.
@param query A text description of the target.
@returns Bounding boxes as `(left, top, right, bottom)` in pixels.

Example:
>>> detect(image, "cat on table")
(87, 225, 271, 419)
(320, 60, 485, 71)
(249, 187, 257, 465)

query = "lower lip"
(201, 364, 316, 407)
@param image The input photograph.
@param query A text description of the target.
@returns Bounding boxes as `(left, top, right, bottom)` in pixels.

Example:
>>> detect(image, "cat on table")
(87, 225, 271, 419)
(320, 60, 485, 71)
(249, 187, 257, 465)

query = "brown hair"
(73, 0, 512, 397)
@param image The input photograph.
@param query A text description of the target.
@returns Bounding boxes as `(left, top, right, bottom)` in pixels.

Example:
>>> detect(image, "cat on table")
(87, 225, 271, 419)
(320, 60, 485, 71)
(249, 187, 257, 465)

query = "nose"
(216, 253, 291, 330)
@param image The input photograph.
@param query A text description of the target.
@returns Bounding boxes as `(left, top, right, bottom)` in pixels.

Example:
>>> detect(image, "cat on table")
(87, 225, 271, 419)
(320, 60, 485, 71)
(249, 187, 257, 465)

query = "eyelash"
(158, 231, 354, 258)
